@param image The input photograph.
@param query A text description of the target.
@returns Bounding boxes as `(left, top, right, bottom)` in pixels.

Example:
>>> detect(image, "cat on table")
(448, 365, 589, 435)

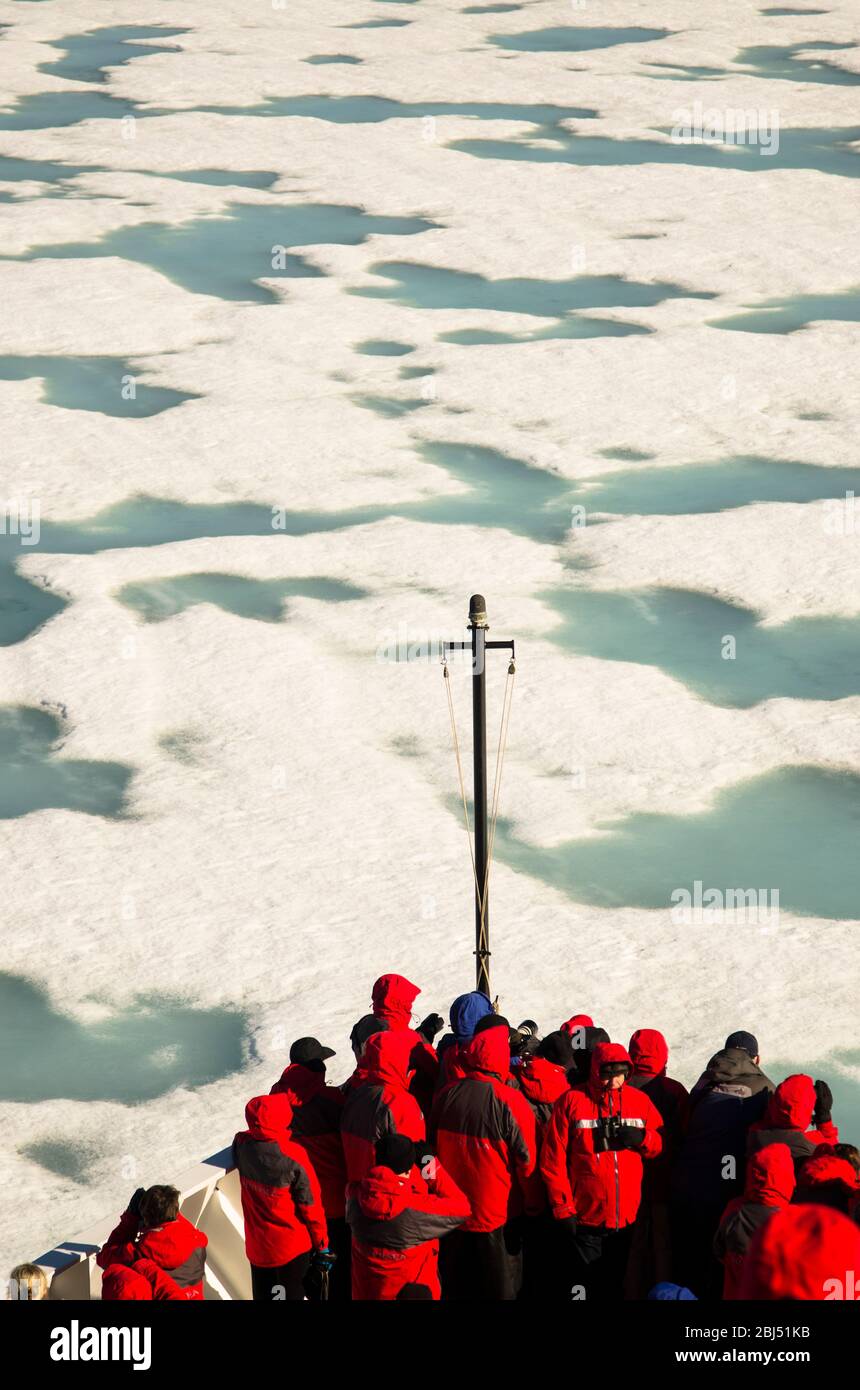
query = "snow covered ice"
(0, 0, 858, 1269)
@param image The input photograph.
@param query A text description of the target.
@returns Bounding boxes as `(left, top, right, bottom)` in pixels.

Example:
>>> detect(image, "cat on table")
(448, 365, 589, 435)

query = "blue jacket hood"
(449, 991, 493, 1042)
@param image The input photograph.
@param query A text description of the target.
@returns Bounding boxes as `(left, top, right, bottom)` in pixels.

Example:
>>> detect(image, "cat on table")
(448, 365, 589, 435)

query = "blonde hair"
(8, 1264, 49, 1301)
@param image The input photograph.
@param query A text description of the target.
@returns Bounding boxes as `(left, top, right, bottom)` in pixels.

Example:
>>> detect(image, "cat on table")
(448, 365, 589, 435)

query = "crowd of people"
(11, 972, 860, 1302)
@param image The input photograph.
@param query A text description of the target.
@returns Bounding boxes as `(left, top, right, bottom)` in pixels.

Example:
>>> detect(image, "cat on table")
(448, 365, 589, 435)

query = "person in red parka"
(517, 1030, 575, 1300)
(713, 1142, 796, 1299)
(341, 1031, 426, 1183)
(346, 1133, 471, 1300)
(540, 1041, 663, 1301)
(739, 1205, 860, 1300)
(233, 1092, 329, 1301)
(519, 1031, 575, 1133)
(747, 1074, 839, 1172)
(624, 1028, 689, 1297)
(101, 1259, 187, 1301)
(270, 1036, 348, 1299)
(97, 1186, 208, 1300)
(431, 1014, 537, 1301)
(370, 973, 441, 1114)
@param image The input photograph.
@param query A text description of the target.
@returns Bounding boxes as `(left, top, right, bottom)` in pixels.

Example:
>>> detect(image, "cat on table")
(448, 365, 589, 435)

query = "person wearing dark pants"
(438, 1222, 522, 1301)
(541, 1043, 663, 1302)
(270, 1037, 349, 1300)
(568, 1223, 634, 1302)
(233, 1092, 331, 1303)
(251, 1252, 311, 1302)
(430, 1015, 537, 1301)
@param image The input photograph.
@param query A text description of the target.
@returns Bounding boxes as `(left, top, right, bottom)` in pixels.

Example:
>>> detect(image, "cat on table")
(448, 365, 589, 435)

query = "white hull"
(36, 1148, 250, 1301)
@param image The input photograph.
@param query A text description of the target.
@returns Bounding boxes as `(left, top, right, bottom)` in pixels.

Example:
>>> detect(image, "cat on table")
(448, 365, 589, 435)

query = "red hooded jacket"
(346, 1160, 470, 1299)
(748, 1075, 838, 1168)
(371, 974, 439, 1112)
(796, 1152, 860, 1208)
(97, 1210, 208, 1299)
(430, 1027, 536, 1233)
(101, 1259, 187, 1301)
(518, 1057, 571, 1133)
(517, 1055, 571, 1216)
(739, 1205, 860, 1300)
(627, 1029, 689, 1202)
(271, 1062, 347, 1219)
(561, 1014, 594, 1034)
(715, 1143, 796, 1299)
(341, 1032, 426, 1183)
(540, 1042, 663, 1230)
(233, 1092, 328, 1267)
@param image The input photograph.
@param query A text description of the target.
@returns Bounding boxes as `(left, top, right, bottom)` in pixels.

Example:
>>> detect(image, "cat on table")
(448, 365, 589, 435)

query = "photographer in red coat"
(97, 1186, 208, 1300)
(430, 1014, 537, 1300)
(541, 1041, 662, 1300)
(346, 1134, 470, 1299)
(271, 1036, 348, 1299)
(233, 1092, 330, 1301)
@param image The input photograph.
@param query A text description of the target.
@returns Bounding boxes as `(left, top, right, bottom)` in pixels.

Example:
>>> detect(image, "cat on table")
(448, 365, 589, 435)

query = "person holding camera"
(540, 1042, 663, 1301)
(96, 1185, 209, 1299)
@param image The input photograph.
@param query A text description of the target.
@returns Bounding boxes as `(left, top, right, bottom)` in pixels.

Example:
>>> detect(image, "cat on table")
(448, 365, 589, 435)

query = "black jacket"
(672, 1048, 774, 1207)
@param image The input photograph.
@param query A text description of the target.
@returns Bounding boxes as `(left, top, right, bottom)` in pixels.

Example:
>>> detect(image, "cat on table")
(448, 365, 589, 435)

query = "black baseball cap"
(725, 1031, 759, 1058)
(349, 1014, 389, 1051)
(290, 1037, 336, 1065)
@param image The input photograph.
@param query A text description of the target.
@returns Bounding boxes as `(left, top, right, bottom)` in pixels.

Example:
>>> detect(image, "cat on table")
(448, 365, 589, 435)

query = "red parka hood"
(362, 1030, 414, 1089)
(588, 1042, 632, 1099)
(519, 1056, 570, 1104)
(243, 1091, 294, 1142)
(561, 1014, 594, 1035)
(355, 1165, 414, 1221)
(740, 1206, 860, 1299)
(459, 1025, 511, 1080)
(761, 1074, 816, 1131)
(744, 1142, 796, 1206)
(270, 1061, 325, 1105)
(798, 1153, 859, 1192)
(371, 973, 420, 1029)
(102, 1265, 153, 1301)
(628, 1029, 669, 1078)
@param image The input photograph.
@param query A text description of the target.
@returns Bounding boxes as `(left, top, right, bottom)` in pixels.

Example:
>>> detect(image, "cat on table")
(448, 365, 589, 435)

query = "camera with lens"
(594, 1113, 625, 1152)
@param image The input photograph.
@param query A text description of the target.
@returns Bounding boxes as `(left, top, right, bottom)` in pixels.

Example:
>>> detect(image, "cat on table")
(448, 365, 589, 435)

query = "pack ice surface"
(0, 0, 858, 1270)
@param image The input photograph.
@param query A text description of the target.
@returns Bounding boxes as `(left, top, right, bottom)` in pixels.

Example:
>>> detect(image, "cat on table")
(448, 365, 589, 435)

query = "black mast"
(443, 595, 515, 998)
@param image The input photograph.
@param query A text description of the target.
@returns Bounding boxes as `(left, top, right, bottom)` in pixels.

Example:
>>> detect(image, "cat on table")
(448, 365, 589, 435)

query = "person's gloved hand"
(304, 1248, 337, 1300)
(607, 1124, 646, 1151)
(556, 1215, 578, 1240)
(417, 1013, 444, 1043)
(127, 1187, 146, 1218)
(813, 1079, 833, 1127)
